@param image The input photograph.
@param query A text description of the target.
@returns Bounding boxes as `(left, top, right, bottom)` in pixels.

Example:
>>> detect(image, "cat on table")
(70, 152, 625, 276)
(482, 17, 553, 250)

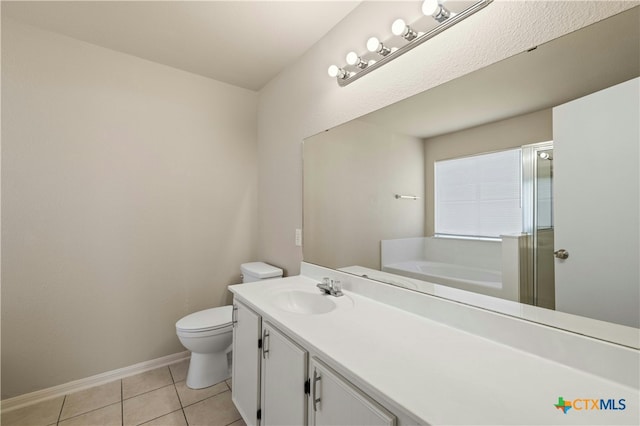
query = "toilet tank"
(241, 262, 283, 283)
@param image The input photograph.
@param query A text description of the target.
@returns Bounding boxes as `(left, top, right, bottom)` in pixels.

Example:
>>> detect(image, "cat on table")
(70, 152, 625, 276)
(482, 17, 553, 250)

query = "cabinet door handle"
(232, 305, 238, 326)
(262, 329, 270, 359)
(312, 368, 321, 412)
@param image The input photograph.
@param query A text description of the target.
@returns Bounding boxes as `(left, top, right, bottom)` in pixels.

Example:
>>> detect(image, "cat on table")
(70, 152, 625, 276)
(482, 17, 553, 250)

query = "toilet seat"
(176, 305, 233, 333)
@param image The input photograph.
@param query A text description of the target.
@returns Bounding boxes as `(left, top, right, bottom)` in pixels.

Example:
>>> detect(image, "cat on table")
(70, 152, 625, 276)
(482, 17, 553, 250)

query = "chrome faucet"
(317, 277, 343, 297)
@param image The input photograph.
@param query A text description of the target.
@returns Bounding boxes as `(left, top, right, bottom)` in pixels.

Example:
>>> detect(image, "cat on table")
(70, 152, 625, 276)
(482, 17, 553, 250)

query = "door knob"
(554, 249, 569, 259)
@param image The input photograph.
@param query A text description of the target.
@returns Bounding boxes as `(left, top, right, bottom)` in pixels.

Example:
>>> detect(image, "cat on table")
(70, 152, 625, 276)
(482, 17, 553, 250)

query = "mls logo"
(554, 397, 572, 414)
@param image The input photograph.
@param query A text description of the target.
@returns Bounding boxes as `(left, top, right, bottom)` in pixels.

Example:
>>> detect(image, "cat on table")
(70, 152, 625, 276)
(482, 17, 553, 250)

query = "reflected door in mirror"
(553, 77, 640, 328)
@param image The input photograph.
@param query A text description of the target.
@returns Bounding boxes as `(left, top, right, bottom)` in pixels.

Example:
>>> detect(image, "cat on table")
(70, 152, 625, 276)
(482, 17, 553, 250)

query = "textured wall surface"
(256, 1, 635, 276)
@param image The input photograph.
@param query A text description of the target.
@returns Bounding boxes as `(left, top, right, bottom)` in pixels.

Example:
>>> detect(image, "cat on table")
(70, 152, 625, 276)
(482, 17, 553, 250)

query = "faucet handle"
(317, 277, 343, 296)
(317, 278, 331, 295)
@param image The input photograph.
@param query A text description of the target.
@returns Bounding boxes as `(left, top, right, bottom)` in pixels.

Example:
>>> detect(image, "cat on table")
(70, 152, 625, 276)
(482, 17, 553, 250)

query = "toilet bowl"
(176, 262, 283, 389)
(176, 306, 233, 389)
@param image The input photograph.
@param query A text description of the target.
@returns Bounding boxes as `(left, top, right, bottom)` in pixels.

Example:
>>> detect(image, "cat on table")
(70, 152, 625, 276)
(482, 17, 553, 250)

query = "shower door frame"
(521, 141, 554, 308)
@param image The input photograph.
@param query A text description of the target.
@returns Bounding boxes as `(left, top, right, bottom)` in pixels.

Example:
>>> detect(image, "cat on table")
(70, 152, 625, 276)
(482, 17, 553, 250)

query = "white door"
(232, 301, 262, 426)
(553, 77, 639, 328)
(261, 322, 308, 426)
(310, 358, 395, 426)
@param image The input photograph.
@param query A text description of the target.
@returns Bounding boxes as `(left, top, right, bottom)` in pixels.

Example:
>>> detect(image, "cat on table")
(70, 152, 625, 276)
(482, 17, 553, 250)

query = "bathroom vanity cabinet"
(229, 272, 639, 425)
(231, 299, 396, 426)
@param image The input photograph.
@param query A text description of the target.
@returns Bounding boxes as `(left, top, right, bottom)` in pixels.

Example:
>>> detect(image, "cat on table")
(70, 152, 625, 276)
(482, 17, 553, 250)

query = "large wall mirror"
(303, 8, 639, 348)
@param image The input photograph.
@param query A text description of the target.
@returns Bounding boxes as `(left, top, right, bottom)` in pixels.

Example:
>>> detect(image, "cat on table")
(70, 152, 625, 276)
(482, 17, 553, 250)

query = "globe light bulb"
(422, 0, 450, 22)
(366, 37, 391, 56)
(422, 0, 440, 16)
(327, 65, 349, 79)
(346, 51, 359, 66)
(366, 37, 381, 53)
(391, 18, 407, 36)
(391, 18, 418, 41)
(346, 51, 368, 69)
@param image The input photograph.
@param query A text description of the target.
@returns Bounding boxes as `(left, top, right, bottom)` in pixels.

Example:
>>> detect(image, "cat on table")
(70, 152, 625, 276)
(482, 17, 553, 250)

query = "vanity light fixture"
(328, 0, 492, 87)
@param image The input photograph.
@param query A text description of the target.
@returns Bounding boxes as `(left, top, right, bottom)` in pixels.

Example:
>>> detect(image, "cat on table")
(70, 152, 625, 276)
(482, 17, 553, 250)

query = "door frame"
(522, 140, 554, 306)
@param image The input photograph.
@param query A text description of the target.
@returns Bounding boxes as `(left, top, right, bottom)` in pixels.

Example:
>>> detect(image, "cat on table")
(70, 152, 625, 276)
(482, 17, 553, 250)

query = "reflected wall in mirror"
(303, 8, 639, 346)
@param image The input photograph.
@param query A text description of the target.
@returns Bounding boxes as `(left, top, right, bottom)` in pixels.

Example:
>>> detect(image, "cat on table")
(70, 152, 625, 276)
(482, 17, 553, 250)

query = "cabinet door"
(232, 301, 261, 426)
(310, 358, 395, 426)
(261, 322, 308, 426)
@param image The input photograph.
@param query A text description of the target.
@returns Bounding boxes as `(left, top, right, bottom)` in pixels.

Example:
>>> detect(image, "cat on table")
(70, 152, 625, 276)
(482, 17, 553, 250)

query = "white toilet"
(176, 262, 283, 389)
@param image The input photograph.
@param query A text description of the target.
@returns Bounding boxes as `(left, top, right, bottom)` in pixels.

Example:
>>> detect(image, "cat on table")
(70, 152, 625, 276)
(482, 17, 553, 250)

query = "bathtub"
(382, 260, 502, 292)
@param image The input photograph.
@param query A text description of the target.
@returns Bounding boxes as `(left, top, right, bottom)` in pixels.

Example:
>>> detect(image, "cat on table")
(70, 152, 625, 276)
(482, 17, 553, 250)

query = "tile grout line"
(167, 366, 191, 426)
(174, 384, 190, 426)
(225, 377, 236, 425)
(223, 379, 241, 426)
(178, 387, 230, 410)
(177, 389, 236, 425)
(123, 368, 178, 425)
(122, 382, 175, 402)
(166, 366, 181, 405)
(56, 395, 67, 425)
(52, 380, 124, 425)
(167, 365, 176, 385)
(136, 408, 185, 426)
(167, 364, 189, 426)
(55, 401, 122, 424)
(121, 366, 176, 401)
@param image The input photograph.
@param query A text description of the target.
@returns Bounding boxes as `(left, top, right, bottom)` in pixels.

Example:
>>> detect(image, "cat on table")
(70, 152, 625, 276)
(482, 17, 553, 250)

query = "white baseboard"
(1, 351, 190, 413)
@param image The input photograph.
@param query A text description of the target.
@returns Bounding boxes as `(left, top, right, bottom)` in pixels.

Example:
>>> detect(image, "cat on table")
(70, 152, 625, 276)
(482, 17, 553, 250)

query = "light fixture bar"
(335, 0, 492, 87)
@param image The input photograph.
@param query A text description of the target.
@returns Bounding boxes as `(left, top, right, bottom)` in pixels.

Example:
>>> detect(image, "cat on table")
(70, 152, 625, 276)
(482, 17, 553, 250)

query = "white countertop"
(339, 265, 640, 350)
(229, 275, 639, 425)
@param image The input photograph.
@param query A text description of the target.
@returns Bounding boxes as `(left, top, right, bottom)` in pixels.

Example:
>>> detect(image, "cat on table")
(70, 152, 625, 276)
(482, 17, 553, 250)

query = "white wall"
(1, 20, 258, 398)
(256, 1, 635, 275)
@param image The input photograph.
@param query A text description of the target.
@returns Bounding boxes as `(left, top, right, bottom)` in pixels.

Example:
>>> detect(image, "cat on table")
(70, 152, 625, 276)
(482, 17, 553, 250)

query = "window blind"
(435, 149, 522, 238)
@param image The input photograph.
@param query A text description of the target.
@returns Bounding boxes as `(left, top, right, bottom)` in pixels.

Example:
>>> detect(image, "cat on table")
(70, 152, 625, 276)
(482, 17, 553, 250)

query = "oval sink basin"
(271, 290, 336, 315)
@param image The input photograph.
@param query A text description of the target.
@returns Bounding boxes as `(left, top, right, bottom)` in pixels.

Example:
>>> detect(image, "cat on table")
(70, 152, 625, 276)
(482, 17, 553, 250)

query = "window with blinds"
(434, 148, 522, 238)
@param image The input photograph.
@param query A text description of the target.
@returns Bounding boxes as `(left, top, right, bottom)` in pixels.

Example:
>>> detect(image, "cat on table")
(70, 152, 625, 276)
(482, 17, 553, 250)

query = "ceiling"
(2, 0, 361, 91)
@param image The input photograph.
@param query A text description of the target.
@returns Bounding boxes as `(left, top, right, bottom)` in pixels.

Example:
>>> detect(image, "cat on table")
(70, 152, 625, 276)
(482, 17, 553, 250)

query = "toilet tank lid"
(241, 262, 283, 278)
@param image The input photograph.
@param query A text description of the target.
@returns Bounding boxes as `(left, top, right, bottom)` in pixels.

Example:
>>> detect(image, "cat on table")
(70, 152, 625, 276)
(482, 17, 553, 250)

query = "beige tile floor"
(1, 360, 246, 426)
